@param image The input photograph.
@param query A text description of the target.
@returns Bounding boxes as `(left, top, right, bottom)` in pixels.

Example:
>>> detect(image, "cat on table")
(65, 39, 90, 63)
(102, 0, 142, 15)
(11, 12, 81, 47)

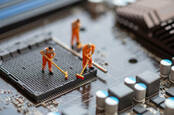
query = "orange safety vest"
(72, 21, 80, 33)
(41, 47, 56, 72)
(43, 47, 55, 58)
(82, 44, 95, 68)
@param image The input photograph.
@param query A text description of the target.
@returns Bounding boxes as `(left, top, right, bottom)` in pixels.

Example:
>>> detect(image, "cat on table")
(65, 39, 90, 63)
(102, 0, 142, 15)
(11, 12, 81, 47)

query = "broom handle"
(42, 54, 66, 74)
(80, 55, 91, 75)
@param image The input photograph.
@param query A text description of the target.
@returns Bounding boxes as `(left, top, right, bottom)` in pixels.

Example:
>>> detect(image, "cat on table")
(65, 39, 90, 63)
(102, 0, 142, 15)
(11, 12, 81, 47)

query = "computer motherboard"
(0, 0, 174, 115)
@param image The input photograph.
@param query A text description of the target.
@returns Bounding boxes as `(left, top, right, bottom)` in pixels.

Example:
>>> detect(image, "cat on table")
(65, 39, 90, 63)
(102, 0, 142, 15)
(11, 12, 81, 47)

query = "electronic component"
(160, 59, 172, 78)
(150, 96, 165, 106)
(0, 38, 97, 103)
(134, 83, 147, 102)
(133, 104, 147, 114)
(164, 97, 174, 115)
(96, 90, 109, 110)
(0, 0, 82, 30)
(87, 0, 105, 14)
(169, 66, 174, 83)
(136, 71, 160, 97)
(108, 83, 134, 111)
(62, 105, 88, 115)
(47, 112, 61, 115)
(104, 96, 119, 115)
(159, 102, 165, 109)
(115, 0, 174, 58)
(166, 87, 174, 97)
(1, 0, 174, 114)
(124, 76, 136, 89)
(142, 111, 160, 115)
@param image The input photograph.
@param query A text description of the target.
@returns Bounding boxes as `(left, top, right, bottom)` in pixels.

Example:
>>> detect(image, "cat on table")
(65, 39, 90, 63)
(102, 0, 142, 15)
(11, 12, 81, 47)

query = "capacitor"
(124, 76, 136, 89)
(110, 0, 128, 7)
(105, 96, 119, 115)
(164, 97, 174, 115)
(126, 0, 136, 3)
(169, 66, 174, 83)
(134, 83, 147, 102)
(160, 59, 172, 77)
(87, 0, 105, 14)
(47, 112, 61, 115)
(96, 90, 109, 110)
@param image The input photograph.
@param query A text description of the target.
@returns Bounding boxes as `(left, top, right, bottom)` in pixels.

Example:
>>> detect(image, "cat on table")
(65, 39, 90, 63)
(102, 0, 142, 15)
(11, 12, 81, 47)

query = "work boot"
(42, 70, 45, 73)
(89, 67, 94, 70)
(49, 71, 53, 75)
(76, 42, 80, 46)
(84, 68, 88, 73)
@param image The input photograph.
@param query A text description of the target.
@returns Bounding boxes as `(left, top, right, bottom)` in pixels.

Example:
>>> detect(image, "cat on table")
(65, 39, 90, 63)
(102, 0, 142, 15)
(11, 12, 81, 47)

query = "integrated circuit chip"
(0, 38, 97, 103)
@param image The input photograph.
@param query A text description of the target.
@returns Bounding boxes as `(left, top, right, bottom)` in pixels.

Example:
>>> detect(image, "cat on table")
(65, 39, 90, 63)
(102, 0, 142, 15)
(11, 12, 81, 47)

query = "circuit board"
(0, 0, 174, 115)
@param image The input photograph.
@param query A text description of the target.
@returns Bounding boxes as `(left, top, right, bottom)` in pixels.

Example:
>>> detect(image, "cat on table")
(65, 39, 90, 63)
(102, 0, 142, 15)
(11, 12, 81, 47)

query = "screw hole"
(22, 67, 26, 70)
(129, 58, 138, 64)
(69, 66, 73, 70)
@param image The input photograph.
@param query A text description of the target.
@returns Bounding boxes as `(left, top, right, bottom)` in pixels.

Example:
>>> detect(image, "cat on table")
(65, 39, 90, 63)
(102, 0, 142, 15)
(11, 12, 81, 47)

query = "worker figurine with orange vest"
(71, 19, 82, 50)
(82, 43, 95, 72)
(40, 46, 56, 75)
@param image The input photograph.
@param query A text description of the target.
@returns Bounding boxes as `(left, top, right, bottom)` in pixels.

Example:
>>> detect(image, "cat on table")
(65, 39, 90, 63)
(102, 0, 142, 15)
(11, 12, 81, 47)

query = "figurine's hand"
(87, 55, 92, 60)
(40, 51, 44, 55)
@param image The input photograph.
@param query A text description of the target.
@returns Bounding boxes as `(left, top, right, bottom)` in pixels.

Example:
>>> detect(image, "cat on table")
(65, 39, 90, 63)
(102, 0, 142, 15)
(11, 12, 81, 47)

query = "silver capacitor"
(134, 83, 147, 102)
(160, 59, 172, 78)
(164, 97, 174, 115)
(87, 0, 105, 14)
(170, 66, 174, 83)
(105, 96, 119, 115)
(96, 90, 109, 110)
(124, 76, 136, 89)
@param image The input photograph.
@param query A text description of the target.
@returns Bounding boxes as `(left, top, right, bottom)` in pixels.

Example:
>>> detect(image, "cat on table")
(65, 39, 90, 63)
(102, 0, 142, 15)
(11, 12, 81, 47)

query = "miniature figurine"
(76, 43, 95, 79)
(82, 43, 95, 70)
(71, 19, 82, 50)
(40, 46, 56, 75)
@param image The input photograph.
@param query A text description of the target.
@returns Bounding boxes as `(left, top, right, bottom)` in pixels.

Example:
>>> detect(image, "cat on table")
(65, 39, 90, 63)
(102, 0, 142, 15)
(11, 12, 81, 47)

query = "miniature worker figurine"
(82, 43, 95, 71)
(71, 19, 82, 49)
(40, 46, 56, 75)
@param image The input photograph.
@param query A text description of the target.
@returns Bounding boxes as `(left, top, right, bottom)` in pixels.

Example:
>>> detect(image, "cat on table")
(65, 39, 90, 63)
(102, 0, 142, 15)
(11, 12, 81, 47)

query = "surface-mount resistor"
(96, 90, 109, 110)
(124, 76, 136, 89)
(134, 83, 147, 102)
(160, 59, 172, 78)
(164, 97, 174, 115)
(105, 96, 119, 115)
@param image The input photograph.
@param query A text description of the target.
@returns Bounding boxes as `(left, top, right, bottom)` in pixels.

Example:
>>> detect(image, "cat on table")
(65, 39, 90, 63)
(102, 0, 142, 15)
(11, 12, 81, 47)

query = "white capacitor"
(47, 112, 61, 115)
(134, 83, 147, 102)
(169, 66, 174, 83)
(111, 0, 128, 7)
(105, 96, 119, 115)
(160, 59, 172, 77)
(96, 90, 109, 110)
(164, 97, 174, 115)
(124, 76, 136, 89)
(126, 0, 136, 3)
